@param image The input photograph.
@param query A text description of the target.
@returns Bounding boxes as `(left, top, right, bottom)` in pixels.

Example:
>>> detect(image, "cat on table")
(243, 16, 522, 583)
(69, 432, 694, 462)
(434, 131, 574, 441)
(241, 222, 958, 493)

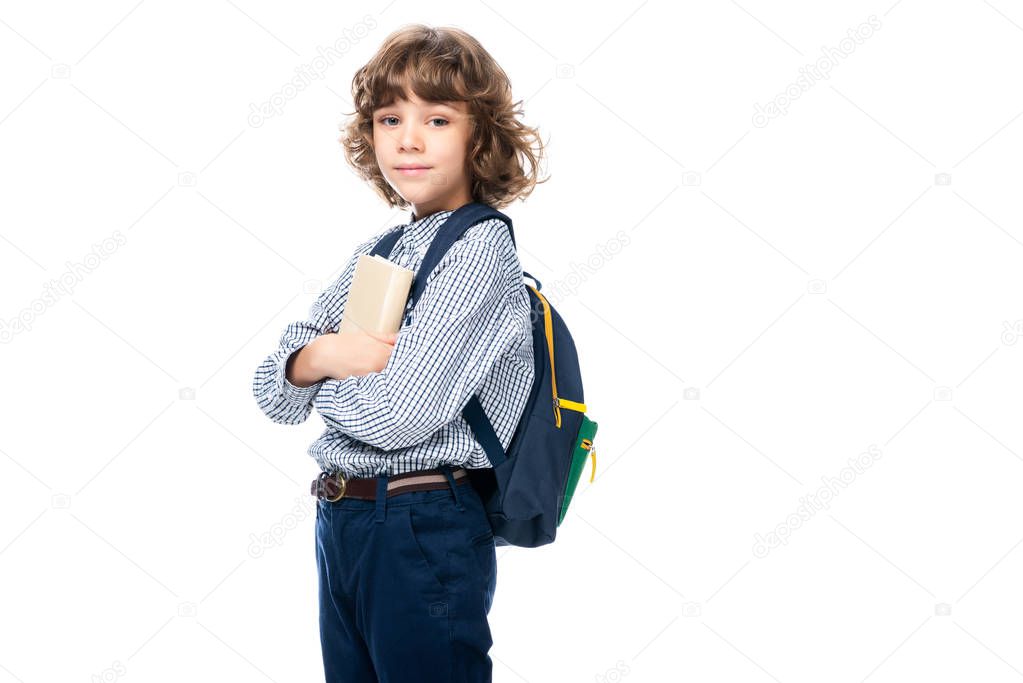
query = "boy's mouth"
(396, 166, 432, 176)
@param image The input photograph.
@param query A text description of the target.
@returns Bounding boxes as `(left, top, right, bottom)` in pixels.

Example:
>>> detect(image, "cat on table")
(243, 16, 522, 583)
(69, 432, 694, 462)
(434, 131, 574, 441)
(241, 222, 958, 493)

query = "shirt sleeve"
(312, 236, 519, 451)
(251, 230, 385, 425)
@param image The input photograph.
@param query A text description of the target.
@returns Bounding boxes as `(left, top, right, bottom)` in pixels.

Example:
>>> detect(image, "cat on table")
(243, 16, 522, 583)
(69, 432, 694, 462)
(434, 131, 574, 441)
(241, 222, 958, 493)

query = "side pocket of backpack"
(558, 415, 599, 527)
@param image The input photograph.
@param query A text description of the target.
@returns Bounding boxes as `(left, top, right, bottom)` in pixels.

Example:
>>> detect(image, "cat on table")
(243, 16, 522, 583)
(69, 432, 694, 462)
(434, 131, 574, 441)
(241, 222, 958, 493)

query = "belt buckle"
(319, 471, 347, 502)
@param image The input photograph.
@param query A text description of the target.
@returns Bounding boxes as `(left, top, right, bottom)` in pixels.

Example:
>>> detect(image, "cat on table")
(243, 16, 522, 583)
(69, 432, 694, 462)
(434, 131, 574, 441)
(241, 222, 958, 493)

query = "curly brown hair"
(339, 24, 548, 210)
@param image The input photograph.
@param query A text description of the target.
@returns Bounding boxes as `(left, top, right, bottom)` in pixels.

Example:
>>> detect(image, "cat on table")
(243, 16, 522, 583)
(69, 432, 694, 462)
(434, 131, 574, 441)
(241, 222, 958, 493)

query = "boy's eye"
(376, 116, 449, 127)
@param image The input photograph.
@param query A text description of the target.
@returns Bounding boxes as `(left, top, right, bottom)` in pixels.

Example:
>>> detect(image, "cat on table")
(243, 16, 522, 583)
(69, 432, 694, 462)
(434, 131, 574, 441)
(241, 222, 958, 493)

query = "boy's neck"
(411, 197, 474, 223)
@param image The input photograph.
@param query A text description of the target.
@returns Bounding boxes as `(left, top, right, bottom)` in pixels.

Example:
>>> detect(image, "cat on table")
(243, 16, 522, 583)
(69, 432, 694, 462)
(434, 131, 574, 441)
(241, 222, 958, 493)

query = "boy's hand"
(311, 327, 399, 381)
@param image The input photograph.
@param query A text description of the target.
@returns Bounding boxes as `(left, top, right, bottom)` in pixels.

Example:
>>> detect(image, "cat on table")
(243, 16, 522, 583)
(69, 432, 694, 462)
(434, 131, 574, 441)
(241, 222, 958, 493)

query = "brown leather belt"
(311, 466, 469, 502)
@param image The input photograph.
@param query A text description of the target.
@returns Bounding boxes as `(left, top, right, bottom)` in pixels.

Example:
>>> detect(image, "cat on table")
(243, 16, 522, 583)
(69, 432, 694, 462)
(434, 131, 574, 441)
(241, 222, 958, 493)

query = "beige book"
(337, 254, 414, 337)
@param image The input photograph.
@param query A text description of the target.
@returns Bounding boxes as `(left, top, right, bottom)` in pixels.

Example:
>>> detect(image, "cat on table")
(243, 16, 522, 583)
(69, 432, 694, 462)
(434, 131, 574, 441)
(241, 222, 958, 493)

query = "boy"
(251, 24, 547, 683)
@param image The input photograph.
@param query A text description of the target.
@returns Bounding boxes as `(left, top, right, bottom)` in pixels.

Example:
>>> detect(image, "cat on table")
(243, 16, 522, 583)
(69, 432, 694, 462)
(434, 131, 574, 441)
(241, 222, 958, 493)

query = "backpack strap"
(409, 202, 514, 469)
(464, 398, 507, 466)
(370, 226, 404, 258)
(408, 201, 515, 310)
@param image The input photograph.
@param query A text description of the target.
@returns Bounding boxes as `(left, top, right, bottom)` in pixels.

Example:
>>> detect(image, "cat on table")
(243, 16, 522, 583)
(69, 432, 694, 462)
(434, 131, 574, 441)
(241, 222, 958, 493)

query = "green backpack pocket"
(558, 415, 599, 526)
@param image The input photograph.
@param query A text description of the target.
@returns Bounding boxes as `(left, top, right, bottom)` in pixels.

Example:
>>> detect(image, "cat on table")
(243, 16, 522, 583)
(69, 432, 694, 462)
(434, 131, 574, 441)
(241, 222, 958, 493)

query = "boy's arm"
(313, 236, 522, 451)
(251, 230, 384, 425)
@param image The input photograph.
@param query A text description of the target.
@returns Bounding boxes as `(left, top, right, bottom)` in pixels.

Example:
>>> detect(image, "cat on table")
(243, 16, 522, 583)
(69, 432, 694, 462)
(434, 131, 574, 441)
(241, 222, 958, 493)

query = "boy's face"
(372, 91, 474, 220)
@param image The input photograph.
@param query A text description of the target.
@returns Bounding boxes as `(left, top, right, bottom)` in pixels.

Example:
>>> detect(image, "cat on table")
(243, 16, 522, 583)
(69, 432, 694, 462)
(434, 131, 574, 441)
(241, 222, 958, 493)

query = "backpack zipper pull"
(579, 438, 596, 483)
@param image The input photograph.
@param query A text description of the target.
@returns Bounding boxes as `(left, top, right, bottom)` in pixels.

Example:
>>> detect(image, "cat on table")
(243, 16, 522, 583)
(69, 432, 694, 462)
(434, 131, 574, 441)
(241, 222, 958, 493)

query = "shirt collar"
(400, 208, 456, 254)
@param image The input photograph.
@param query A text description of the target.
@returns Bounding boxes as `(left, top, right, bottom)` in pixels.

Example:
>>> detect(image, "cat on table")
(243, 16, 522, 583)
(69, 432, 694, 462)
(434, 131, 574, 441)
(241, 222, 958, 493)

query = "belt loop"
(440, 465, 465, 511)
(375, 473, 388, 523)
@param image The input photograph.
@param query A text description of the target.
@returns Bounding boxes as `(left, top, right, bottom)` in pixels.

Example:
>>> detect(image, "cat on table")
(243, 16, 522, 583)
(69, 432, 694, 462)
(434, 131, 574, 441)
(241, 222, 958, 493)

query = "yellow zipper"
(580, 439, 597, 482)
(528, 285, 587, 428)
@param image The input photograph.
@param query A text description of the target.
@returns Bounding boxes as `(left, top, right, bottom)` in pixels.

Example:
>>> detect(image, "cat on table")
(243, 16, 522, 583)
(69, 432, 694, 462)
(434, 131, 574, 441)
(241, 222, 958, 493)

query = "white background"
(2, 1, 1023, 681)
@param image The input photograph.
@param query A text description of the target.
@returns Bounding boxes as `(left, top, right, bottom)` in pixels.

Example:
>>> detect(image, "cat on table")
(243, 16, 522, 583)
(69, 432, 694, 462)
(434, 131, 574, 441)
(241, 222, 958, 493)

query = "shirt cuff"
(279, 347, 325, 403)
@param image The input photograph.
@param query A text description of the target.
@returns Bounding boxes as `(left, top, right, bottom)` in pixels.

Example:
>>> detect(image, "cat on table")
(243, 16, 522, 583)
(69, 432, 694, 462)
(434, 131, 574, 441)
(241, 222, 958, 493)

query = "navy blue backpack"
(368, 202, 599, 548)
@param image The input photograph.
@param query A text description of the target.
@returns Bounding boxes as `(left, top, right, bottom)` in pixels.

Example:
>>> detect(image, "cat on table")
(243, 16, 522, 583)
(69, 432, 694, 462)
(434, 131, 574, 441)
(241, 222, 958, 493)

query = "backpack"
(367, 201, 599, 548)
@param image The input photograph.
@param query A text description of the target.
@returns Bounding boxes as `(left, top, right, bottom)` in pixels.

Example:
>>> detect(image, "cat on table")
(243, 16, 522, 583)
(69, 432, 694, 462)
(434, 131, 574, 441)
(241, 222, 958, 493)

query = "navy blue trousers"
(315, 469, 497, 682)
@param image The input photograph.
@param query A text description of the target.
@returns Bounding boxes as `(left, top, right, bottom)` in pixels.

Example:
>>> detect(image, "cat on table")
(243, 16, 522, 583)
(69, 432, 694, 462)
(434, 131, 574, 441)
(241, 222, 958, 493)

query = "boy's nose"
(397, 126, 423, 152)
